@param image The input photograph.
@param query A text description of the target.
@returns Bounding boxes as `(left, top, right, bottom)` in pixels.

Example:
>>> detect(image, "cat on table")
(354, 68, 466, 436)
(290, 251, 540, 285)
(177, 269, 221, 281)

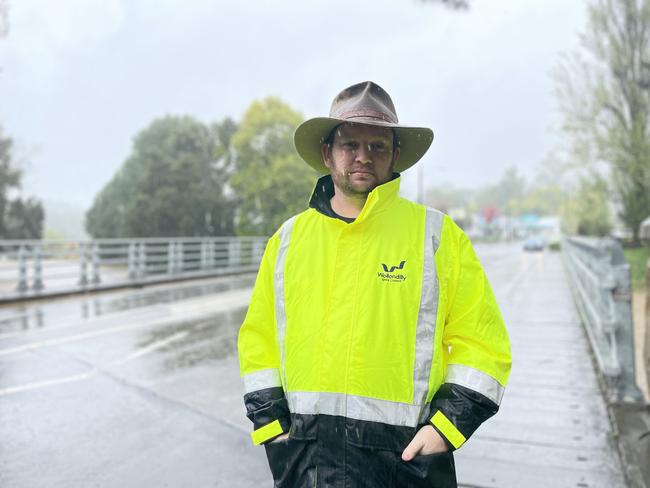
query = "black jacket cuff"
(244, 386, 291, 433)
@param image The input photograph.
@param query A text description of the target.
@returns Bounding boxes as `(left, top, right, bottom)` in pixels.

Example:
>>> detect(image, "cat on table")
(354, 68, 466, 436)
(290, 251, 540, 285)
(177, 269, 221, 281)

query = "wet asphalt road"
(0, 244, 627, 487)
(0, 274, 268, 488)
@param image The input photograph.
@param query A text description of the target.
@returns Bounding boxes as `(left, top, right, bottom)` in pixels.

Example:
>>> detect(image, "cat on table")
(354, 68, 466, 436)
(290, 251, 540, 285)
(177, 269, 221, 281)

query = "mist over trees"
(555, 0, 650, 242)
(85, 98, 316, 238)
(426, 165, 564, 218)
(85, 116, 235, 238)
(229, 97, 315, 236)
(0, 128, 44, 239)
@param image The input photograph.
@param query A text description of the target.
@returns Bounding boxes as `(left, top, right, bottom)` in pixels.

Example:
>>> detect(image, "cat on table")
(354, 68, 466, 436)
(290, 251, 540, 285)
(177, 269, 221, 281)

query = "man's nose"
(355, 143, 372, 164)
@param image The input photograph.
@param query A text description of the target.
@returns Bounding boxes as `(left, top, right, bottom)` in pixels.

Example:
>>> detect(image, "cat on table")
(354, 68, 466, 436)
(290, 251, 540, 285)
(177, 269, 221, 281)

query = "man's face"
(321, 123, 400, 197)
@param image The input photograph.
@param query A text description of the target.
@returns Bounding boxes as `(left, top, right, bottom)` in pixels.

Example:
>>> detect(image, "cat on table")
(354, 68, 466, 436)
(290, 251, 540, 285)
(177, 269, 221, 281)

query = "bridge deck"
(456, 247, 626, 487)
(0, 244, 626, 487)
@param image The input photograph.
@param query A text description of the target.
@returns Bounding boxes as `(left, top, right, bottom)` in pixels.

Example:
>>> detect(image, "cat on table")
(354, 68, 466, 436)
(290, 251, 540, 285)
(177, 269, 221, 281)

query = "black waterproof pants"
(264, 416, 457, 488)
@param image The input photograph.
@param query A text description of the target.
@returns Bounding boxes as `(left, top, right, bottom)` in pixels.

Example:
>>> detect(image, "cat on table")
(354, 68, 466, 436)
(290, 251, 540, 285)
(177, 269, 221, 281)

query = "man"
(238, 81, 511, 487)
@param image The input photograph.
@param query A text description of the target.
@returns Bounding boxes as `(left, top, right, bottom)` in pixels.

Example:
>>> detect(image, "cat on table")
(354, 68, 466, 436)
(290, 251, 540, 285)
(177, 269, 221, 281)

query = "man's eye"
(342, 142, 357, 149)
(371, 143, 387, 151)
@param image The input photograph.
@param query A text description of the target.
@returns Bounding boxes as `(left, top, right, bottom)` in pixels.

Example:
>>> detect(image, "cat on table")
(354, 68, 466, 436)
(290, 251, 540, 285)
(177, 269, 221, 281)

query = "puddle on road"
(133, 307, 247, 373)
(0, 275, 256, 336)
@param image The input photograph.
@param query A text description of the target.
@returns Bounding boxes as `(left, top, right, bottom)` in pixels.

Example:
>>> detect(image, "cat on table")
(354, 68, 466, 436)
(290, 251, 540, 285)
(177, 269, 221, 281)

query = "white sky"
(0, 0, 587, 210)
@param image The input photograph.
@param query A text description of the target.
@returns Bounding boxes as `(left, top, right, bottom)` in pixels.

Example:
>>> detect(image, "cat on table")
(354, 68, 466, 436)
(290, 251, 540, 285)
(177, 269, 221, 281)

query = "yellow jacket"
(238, 175, 511, 452)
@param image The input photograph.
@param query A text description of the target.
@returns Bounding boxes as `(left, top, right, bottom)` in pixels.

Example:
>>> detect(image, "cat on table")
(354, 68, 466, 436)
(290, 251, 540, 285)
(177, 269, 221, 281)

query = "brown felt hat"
(294, 81, 434, 174)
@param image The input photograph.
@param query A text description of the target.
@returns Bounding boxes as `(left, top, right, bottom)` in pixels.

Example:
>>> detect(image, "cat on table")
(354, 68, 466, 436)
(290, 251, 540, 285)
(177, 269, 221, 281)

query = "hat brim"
(294, 117, 434, 174)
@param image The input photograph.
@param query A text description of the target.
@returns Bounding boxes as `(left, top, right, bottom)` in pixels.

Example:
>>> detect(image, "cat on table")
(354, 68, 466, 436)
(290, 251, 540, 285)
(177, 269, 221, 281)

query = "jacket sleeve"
(237, 233, 291, 445)
(426, 219, 512, 450)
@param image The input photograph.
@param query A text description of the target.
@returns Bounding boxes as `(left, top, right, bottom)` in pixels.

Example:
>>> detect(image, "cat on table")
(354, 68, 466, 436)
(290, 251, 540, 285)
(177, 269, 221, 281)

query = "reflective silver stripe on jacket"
(243, 368, 282, 394)
(274, 215, 297, 388)
(445, 364, 505, 405)
(287, 391, 422, 427)
(412, 208, 444, 406)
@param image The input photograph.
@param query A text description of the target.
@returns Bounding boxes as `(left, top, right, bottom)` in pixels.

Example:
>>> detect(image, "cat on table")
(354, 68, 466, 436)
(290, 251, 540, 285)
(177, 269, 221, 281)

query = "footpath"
(455, 246, 628, 488)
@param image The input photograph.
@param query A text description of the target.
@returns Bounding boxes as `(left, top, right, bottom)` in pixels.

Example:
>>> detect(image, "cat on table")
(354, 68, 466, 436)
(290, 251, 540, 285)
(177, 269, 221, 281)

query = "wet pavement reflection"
(0, 274, 256, 336)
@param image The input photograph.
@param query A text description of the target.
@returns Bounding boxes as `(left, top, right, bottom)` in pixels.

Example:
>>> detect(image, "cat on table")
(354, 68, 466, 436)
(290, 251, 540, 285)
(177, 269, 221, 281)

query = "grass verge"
(623, 246, 650, 291)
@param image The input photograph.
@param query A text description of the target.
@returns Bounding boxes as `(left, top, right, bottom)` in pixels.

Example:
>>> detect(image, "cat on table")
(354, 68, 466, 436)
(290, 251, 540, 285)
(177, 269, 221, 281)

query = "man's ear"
(321, 144, 333, 169)
(392, 147, 401, 166)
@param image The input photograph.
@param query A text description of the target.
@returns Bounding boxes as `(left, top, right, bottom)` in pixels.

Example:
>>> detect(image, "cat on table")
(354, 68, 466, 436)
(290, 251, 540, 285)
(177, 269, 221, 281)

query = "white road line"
(0, 330, 191, 396)
(0, 287, 252, 357)
(0, 371, 96, 396)
(0, 305, 167, 341)
(113, 330, 189, 365)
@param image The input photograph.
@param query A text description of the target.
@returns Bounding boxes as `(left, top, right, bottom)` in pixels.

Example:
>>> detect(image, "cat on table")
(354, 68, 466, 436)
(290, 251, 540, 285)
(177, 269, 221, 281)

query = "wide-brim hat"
(294, 81, 434, 174)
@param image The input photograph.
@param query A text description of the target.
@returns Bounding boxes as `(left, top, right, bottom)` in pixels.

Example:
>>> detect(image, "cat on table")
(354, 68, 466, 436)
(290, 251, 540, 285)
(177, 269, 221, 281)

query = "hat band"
(335, 108, 397, 124)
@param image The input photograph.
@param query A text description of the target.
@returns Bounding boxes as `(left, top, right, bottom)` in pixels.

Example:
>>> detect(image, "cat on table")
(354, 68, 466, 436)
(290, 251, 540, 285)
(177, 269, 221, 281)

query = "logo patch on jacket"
(378, 261, 406, 282)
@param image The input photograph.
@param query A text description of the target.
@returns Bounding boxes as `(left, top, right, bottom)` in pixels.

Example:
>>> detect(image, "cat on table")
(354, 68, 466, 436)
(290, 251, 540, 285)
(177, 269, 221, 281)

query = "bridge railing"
(0, 236, 267, 302)
(562, 235, 644, 402)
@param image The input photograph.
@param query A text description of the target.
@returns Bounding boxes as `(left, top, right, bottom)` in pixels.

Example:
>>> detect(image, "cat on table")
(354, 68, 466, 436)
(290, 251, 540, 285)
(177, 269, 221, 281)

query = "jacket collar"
(308, 173, 401, 224)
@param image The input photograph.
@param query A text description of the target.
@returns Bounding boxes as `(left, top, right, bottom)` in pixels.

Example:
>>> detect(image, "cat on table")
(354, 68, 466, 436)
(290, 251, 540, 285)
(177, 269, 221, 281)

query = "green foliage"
(0, 127, 44, 239)
(4, 197, 44, 239)
(518, 185, 565, 216)
(474, 167, 527, 215)
(623, 246, 650, 291)
(85, 116, 235, 238)
(229, 97, 316, 236)
(426, 165, 565, 219)
(555, 0, 650, 242)
(560, 175, 613, 237)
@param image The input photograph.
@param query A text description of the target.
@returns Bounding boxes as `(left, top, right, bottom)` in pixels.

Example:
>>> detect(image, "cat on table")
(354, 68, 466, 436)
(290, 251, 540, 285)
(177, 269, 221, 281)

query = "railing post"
(176, 241, 184, 273)
(200, 240, 208, 271)
(167, 241, 176, 275)
(608, 240, 644, 402)
(128, 242, 138, 279)
(208, 240, 215, 269)
(32, 244, 43, 291)
(91, 242, 101, 285)
(229, 238, 240, 268)
(78, 242, 88, 287)
(16, 245, 28, 293)
(138, 242, 147, 279)
(253, 238, 264, 265)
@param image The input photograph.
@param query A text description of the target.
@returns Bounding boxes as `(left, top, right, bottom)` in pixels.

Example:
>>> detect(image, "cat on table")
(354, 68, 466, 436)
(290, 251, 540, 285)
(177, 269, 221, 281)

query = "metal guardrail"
(0, 237, 267, 302)
(562, 236, 644, 403)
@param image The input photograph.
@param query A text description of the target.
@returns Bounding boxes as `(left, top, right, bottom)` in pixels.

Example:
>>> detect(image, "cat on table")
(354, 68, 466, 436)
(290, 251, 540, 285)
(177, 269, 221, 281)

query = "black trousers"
(264, 416, 457, 488)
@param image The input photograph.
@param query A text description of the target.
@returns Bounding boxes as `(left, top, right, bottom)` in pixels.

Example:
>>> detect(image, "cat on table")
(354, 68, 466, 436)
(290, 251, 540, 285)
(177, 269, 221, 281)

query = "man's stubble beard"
(330, 158, 397, 199)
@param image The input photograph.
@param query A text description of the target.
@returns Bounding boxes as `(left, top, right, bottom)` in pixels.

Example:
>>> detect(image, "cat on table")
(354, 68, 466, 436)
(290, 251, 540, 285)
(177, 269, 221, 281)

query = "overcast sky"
(0, 0, 587, 210)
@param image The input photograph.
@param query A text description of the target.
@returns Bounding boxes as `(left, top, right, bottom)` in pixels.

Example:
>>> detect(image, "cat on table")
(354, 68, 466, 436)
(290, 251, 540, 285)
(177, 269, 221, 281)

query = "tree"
(555, 0, 650, 243)
(473, 166, 527, 215)
(4, 198, 44, 239)
(0, 127, 45, 239)
(0, 0, 8, 39)
(229, 97, 316, 236)
(85, 116, 235, 238)
(560, 175, 613, 236)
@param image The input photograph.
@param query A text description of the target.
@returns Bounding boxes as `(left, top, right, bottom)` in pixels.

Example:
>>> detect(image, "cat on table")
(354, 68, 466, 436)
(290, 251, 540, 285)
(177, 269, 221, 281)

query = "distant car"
(523, 236, 546, 251)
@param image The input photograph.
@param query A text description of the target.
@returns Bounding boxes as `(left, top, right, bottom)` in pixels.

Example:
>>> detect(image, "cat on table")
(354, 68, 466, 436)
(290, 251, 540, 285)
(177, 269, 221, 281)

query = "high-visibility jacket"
(238, 175, 511, 487)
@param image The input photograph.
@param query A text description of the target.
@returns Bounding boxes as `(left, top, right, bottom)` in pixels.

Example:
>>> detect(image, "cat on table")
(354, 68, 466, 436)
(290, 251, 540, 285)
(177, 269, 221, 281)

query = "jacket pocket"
(264, 437, 316, 488)
(397, 451, 457, 488)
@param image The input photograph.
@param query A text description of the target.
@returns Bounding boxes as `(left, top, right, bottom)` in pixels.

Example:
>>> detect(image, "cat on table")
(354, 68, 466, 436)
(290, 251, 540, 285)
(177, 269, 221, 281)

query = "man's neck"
(330, 191, 368, 219)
